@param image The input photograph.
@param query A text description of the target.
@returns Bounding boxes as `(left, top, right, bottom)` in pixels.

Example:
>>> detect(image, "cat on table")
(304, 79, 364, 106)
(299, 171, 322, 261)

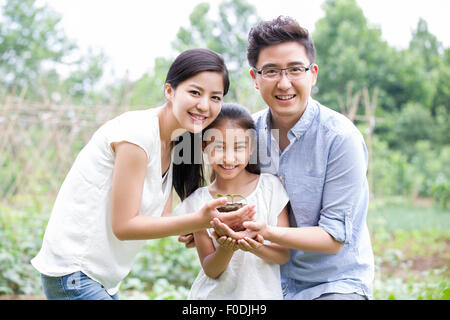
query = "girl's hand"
(237, 234, 264, 252)
(178, 233, 195, 248)
(211, 218, 258, 240)
(216, 235, 238, 252)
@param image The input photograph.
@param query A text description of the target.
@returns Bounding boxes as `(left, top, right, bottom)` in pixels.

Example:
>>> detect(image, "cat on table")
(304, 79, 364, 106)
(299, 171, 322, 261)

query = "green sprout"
(216, 193, 247, 204)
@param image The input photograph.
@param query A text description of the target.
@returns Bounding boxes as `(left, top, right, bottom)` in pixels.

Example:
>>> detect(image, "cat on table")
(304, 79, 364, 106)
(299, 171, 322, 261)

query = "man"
(244, 16, 374, 300)
(180, 16, 374, 300)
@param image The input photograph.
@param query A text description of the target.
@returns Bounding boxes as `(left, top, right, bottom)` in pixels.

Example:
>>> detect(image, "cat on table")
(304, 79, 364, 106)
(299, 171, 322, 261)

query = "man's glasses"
(252, 64, 314, 80)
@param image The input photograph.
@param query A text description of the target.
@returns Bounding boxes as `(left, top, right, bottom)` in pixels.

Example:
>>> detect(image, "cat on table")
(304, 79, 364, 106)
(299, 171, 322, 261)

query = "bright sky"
(40, 0, 450, 81)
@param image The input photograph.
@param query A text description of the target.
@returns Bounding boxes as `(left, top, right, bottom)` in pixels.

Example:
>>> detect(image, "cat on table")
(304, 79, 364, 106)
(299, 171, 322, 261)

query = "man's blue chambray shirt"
(253, 97, 374, 299)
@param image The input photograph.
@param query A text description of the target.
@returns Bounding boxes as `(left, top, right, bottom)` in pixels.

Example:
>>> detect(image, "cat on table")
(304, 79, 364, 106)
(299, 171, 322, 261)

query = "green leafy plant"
(215, 193, 247, 204)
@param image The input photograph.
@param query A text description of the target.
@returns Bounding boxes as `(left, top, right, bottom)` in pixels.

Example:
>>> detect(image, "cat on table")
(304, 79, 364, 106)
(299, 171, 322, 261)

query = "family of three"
(31, 16, 374, 300)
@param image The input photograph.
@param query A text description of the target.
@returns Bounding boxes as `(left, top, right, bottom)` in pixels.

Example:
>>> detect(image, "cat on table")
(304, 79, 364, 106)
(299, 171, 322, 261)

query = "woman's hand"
(178, 201, 256, 247)
(216, 204, 256, 231)
(197, 197, 229, 228)
(198, 198, 256, 231)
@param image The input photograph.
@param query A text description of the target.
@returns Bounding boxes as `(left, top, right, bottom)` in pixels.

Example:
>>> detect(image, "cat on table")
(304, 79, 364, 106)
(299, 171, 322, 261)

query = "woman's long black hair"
(169, 49, 230, 201)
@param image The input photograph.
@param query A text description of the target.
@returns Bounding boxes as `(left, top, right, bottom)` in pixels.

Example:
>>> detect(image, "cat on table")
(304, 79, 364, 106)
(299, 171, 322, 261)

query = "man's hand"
(178, 234, 195, 248)
(242, 220, 269, 238)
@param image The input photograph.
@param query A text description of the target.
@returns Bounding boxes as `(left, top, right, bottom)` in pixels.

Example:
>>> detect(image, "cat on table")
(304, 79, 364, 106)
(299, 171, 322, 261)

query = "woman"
(31, 48, 255, 300)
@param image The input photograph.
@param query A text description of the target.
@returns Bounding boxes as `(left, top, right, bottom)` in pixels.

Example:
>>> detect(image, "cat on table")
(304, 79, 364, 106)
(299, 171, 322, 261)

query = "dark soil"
(217, 202, 244, 213)
(380, 238, 450, 279)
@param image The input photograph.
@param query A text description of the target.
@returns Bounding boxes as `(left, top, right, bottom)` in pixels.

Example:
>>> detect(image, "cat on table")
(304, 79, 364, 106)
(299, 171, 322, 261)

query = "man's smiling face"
(250, 41, 318, 125)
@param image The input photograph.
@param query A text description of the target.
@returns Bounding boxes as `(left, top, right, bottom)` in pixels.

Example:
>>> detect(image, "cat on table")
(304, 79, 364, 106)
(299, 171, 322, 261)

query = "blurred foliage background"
(0, 0, 449, 300)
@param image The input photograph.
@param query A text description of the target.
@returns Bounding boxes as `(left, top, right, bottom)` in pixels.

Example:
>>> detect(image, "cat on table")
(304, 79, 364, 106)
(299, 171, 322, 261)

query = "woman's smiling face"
(166, 71, 224, 134)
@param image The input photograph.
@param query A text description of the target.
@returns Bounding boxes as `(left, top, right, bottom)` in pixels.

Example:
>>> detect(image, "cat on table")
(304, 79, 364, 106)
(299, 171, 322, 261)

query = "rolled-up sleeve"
(318, 130, 368, 244)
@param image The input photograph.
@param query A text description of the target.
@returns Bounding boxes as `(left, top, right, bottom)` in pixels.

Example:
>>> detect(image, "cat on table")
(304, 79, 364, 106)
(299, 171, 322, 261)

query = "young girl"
(31, 49, 255, 300)
(174, 103, 290, 300)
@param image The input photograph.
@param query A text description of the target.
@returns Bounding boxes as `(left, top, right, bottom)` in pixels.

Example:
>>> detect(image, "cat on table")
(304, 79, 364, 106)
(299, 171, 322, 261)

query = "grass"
(368, 196, 450, 300)
(368, 196, 450, 231)
(122, 196, 450, 300)
(0, 196, 448, 300)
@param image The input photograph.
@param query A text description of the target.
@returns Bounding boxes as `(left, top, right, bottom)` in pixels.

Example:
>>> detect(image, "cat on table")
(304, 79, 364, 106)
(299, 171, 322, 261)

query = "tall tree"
(171, 0, 261, 106)
(409, 18, 449, 117)
(409, 18, 442, 70)
(0, 0, 75, 93)
(313, 0, 394, 111)
(433, 48, 450, 116)
(0, 0, 105, 103)
(129, 57, 172, 107)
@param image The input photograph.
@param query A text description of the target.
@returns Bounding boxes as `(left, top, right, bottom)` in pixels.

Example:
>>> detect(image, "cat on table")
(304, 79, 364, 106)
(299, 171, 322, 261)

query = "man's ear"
(311, 64, 319, 86)
(164, 82, 174, 100)
(249, 68, 259, 90)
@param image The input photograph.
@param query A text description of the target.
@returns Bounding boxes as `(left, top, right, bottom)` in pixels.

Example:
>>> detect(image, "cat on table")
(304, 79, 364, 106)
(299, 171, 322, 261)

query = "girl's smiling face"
(203, 120, 254, 181)
(165, 71, 224, 134)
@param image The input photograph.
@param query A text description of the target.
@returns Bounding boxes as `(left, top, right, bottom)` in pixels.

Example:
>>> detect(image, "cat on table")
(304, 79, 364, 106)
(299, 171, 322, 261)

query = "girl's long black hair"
(169, 49, 229, 201)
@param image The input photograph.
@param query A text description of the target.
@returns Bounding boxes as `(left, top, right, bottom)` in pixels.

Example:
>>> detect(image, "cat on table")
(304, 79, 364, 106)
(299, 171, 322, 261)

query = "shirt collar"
(263, 97, 318, 139)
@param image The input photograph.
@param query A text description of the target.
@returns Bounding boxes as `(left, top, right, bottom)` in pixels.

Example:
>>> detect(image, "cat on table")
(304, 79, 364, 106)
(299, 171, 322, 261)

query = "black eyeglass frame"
(252, 63, 315, 79)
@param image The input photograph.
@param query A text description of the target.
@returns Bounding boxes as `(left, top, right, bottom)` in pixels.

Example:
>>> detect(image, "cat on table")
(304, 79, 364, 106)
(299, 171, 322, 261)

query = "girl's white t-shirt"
(174, 173, 289, 300)
(31, 107, 173, 295)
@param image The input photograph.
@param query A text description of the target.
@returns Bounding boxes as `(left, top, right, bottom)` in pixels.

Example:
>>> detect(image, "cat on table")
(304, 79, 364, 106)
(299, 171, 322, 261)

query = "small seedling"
(216, 193, 247, 204)
(215, 193, 247, 213)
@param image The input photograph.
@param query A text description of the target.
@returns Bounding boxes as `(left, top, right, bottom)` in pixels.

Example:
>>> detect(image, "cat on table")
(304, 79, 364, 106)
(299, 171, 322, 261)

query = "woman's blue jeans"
(40, 271, 119, 300)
